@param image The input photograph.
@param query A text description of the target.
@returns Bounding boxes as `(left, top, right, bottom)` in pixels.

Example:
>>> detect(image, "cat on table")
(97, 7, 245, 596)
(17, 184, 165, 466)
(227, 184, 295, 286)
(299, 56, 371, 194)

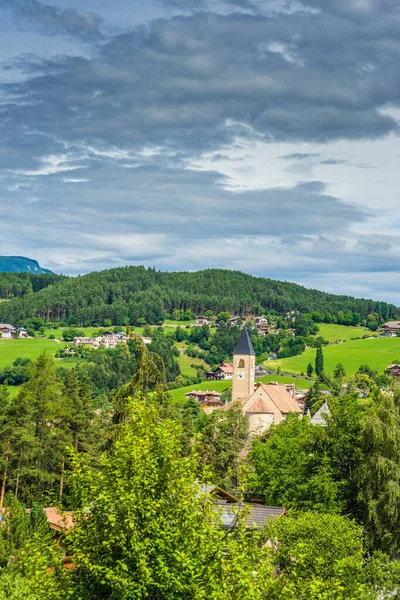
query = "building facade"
(232, 328, 256, 403)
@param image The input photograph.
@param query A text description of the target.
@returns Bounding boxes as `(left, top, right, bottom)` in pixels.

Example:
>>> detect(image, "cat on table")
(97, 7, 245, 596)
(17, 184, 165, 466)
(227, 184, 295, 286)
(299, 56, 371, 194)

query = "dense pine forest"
(0, 272, 64, 299)
(0, 267, 398, 325)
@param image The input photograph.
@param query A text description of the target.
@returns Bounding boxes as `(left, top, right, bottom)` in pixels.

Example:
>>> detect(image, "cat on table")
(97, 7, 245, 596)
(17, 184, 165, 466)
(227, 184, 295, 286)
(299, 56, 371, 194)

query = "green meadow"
(272, 336, 400, 377)
(0, 338, 64, 369)
(168, 374, 311, 402)
(178, 353, 209, 377)
(315, 323, 378, 342)
(6, 385, 20, 398)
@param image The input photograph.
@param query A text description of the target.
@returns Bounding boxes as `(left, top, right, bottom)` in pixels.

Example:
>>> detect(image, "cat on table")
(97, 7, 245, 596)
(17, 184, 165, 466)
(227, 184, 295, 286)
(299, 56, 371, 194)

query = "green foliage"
(259, 511, 372, 600)
(333, 362, 346, 380)
(249, 415, 341, 512)
(357, 385, 400, 554)
(315, 345, 324, 378)
(0, 496, 64, 599)
(0, 266, 397, 326)
(0, 358, 31, 386)
(62, 328, 84, 342)
(303, 380, 323, 415)
(66, 396, 263, 599)
(0, 355, 107, 506)
(148, 329, 180, 382)
(307, 362, 314, 377)
(0, 272, 62, 300)
(199, 404, 248, 490)
(325, 395, 364, 516)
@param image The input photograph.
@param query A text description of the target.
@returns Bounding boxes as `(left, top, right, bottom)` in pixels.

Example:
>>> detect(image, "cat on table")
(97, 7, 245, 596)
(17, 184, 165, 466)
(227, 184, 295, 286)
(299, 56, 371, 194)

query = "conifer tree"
(315, 346, 324, 379)
(333, 363, 346, 381)
(307, 363, 314, 378)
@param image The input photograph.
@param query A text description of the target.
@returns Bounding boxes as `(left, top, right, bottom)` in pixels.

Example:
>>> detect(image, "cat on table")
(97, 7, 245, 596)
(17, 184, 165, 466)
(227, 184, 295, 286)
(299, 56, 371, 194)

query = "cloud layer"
(0, 0, 399, 301)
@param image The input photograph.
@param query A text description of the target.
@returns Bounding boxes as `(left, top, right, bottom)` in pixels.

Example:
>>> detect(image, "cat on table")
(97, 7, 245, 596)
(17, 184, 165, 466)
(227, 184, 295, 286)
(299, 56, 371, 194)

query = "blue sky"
(0, 0, 399, 302)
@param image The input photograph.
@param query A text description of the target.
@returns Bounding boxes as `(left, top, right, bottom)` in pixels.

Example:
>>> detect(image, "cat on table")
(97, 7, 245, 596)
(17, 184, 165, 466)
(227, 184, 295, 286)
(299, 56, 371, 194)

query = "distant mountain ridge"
(0, 256, 53, 274)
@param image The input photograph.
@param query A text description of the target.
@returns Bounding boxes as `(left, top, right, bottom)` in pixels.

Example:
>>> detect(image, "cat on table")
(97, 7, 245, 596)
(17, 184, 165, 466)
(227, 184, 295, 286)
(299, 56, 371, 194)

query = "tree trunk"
(59, 458, 65, 504)
(15, 448, 22, 499)
(0, 438, 11, 509)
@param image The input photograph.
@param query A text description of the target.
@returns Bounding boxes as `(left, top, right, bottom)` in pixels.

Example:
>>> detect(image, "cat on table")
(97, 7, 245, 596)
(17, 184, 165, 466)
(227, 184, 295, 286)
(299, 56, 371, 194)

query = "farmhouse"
(230, 317, 243, 327)
(0, 324, 28, 339)
(185, 390, 224, 413)
(73, 333, 129, 349)
(205, 362, 233, 381)
(192, 316, 209, 327)
(255, 317, 270, 336)
(386, 364, 400, 378)
(0, 324, 14, 338)
(382, 321, 400, 335)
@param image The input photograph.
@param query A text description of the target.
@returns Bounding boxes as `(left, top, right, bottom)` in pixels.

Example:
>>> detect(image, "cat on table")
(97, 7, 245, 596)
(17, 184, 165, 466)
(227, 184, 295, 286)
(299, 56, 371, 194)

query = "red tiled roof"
(258, 383, 301, 414)
(224, 396, 249, 411)
(218, 362, 233, 373)
(0, 507, 74, 532)
(245, 397, 275, 414)
(43, 507, 74, 531)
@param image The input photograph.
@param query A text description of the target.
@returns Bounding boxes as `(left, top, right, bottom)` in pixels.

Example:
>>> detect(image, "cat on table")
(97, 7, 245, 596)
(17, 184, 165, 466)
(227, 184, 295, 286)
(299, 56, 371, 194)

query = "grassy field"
(163, 320, 192, 328)
(0, 338, 64, 369)
(6, 385, 20, 397)
(272, 336, 400, 377)
(178, 353, 209, 377)
(315, 323, 378, 342)
(168, 375, 311, 402)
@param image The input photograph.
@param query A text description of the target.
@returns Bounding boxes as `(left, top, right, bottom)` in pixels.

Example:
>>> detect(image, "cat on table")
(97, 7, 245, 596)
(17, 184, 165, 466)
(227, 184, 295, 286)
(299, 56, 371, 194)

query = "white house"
(0, 324, 15, 338)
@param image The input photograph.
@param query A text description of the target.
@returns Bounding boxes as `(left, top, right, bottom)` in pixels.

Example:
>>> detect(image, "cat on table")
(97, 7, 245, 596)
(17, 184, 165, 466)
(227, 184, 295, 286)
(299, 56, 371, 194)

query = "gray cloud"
(0, 6, 399, 171)
(0, 0, 103, 40)
(0, 0, 399, 300)
(280, 153, 321, 160)
(303, 0, 399, 20)
(320, 159, 347, 165)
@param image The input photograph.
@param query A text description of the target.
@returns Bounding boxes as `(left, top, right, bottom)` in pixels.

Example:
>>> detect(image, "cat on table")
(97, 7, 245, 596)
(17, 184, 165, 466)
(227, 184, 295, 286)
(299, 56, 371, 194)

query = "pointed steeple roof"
(233, 327, 255, 356)
(310, 401, 331, 427)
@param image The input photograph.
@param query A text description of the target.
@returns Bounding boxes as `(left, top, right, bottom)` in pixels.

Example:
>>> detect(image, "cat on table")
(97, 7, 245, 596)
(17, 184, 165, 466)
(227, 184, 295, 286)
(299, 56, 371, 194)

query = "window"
(238, 359, 245, 368)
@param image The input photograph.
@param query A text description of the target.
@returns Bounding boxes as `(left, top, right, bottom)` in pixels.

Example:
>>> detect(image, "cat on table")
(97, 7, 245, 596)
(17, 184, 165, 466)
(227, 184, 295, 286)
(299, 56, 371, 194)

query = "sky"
(0, 0, 400, 302)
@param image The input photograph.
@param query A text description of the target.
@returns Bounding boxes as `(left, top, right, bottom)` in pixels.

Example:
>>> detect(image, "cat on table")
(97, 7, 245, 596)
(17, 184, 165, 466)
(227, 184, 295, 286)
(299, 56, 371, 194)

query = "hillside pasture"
(6, 385, 20, 398)
(0, 338, 63, 369)
(272, 336, 400, 377)
(178, 353, 208, 377)
(315, 323, 379, 342)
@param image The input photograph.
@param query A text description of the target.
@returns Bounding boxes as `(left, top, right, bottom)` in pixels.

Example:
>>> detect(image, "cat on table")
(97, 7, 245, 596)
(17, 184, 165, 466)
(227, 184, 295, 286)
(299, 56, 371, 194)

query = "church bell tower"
(232, 327, 256, 402)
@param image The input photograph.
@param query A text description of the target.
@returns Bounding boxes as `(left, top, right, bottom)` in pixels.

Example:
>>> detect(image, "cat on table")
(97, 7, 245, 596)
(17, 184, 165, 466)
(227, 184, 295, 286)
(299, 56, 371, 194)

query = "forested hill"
(0, 266, 398, 326)
(0, 256, 53, 274)
(0, 272, 64, 299)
